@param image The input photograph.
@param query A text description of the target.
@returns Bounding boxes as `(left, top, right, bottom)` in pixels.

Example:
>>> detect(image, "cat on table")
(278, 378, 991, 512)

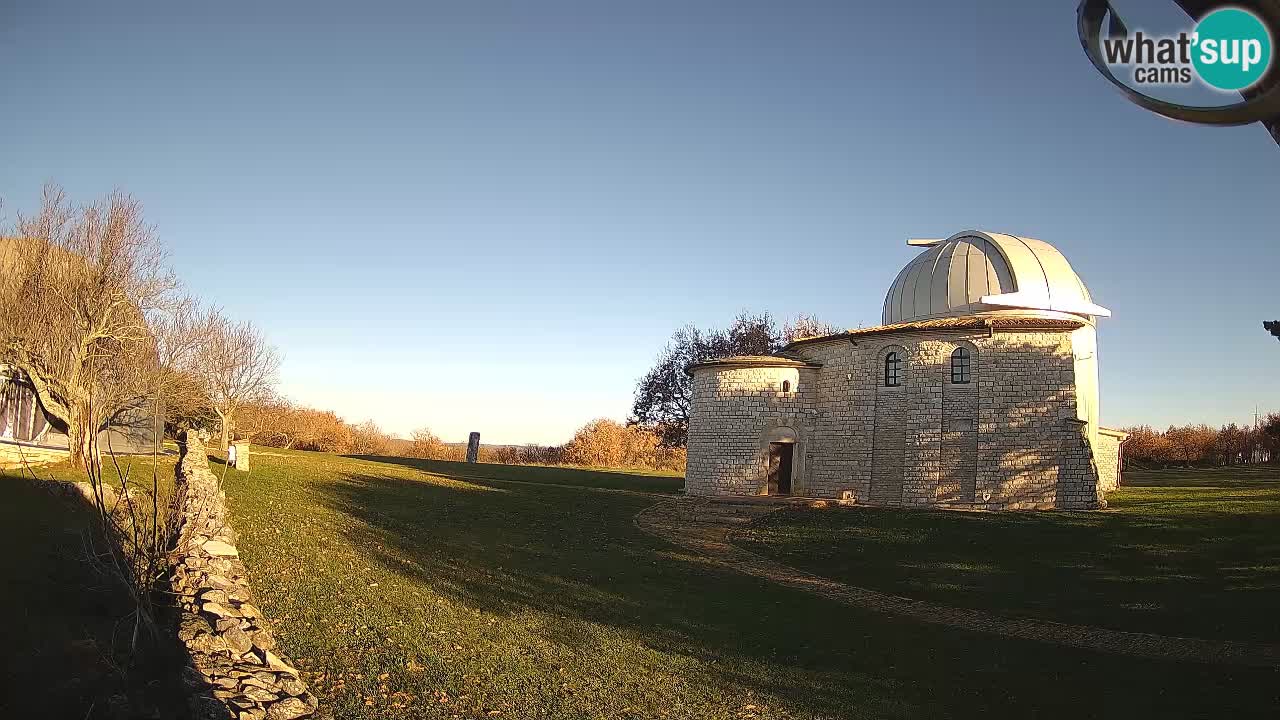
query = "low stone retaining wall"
(170, 432, 321, 720)
(0, 440, 69, 469)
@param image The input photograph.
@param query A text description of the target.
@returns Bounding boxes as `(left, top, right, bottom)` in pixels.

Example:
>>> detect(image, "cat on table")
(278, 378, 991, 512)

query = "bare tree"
(236, 395, 297, 448)
(781, 314, 842, 344)
(192, 313, 281, 449)
(0, 184, 177, 470)
(151, 296, 217, 434)
(0, 185, 185, 670)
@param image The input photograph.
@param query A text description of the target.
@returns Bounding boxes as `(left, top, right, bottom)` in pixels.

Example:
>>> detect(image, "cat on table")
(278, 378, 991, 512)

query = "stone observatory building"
(685, 230, 1127, 510)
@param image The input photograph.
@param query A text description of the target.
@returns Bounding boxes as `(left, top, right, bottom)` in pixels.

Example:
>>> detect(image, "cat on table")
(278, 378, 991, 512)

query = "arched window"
(884, 352, 901, 387)
(781, 380, 791, 393)
(951, 347, 971, 384)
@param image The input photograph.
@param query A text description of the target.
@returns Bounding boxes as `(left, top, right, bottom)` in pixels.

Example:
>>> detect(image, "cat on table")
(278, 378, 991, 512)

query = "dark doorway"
(767, 443, 793, 495)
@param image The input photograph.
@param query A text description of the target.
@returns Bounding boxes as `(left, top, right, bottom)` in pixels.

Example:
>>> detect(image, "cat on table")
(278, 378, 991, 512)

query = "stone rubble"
(170, 431, 322, 720)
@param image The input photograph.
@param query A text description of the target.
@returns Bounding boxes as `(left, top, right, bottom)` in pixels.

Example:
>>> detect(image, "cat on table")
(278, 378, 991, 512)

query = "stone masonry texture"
(686, 328, 1115, 510)
(170, 431, 323, 720)
(1095, 432, 1122, 493)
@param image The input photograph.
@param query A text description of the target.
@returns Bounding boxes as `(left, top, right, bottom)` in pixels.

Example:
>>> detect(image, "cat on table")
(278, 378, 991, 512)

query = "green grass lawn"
(217, 450, 1279, 719)
(737, 465, 1280, 644)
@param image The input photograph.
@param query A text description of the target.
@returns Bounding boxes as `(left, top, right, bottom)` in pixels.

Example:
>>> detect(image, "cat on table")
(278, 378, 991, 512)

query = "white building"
(685, 230, 1126, 510)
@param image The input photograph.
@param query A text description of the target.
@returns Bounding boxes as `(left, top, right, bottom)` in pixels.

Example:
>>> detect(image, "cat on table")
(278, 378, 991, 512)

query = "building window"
(781, 380, 791, 393)
(884, 352, 901, 387)
(0, 378, 49, 443)
(951, 347, 971, 384)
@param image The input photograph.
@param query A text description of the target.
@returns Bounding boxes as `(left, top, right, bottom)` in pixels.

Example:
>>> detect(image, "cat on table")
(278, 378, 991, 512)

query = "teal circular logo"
(1192, 8, 1273, 91)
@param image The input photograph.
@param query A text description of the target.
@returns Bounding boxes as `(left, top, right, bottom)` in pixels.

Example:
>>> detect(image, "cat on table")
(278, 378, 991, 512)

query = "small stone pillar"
(466, 432, 480, 464)
(231, 442, 250, 472)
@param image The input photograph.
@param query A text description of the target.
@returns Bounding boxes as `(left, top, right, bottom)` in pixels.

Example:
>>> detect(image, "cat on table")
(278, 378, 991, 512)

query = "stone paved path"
(634, 497, 1280, 668)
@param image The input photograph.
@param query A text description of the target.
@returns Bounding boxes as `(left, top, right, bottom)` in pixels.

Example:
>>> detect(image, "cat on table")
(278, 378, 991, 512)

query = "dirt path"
(634, 496, 1280, 668)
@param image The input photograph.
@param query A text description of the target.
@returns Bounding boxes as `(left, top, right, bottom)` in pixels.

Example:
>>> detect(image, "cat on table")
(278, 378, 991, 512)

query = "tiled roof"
(686, 355, 823, 374)
(784, 315, 1087, 348)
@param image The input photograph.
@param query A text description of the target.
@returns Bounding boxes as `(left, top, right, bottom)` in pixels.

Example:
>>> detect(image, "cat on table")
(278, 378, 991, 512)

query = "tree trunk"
(67, 415, 97, 474)
(217, 408, 232, 450)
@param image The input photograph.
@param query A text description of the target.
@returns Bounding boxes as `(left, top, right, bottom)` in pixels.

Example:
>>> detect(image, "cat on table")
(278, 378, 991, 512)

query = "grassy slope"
(736, 466, 1280, 643)
(0, 456, 185, 719)
(220, 450, 1278, 719)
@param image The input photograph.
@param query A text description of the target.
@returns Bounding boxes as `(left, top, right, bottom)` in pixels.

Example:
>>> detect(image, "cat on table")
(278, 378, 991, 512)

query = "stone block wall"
(795, 338, 871, 500)
(685, 365, 819, 496)
(687, 326, 1107, 510)
(869, 374, 906, 503)
(170, 432, 321, 720)
(1094, 430, 1124, 493)
(939, 357, 978, 504)
(0, 440, 68, 469)
(970, 331, 1092, 510)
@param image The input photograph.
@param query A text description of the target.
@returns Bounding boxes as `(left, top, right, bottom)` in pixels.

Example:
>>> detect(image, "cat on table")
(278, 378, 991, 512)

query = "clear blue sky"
(2, 0, 1277, 444)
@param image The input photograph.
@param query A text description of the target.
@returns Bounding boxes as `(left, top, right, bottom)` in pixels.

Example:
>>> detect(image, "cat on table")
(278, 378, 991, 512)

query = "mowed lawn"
(219, 450, 1280, 719)
(737, 465, 1280, 644)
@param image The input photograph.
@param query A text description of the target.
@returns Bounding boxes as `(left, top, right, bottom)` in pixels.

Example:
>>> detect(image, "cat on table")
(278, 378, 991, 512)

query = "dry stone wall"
(170, 432, 321, 720)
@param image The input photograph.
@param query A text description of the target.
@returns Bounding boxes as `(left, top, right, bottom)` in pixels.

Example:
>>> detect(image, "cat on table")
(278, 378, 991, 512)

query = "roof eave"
(685, 356, 824, 375)
(782, 316, 1088, 351)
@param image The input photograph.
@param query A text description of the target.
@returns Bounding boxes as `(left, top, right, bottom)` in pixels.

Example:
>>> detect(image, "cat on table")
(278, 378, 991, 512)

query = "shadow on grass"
(0, 476, 195, 720)
(1127, 465, 1280, 483)
(306, 460, 1278, 719)
(1120, 463, 1280, 488)
(736, 467, 1280, 643)
(345, 454, 685, 494)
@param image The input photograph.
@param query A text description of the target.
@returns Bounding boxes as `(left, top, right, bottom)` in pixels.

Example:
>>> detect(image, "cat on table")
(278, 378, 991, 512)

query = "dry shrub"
(1122, 418, 1279, 468)
(239, 408, 686, 473)
(564, 418, 685, 471)
(236, 400, 354, 453)
(408, 427, 448, 459)
(396, 420, 683, 472)
(348, 420, 392, 456)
